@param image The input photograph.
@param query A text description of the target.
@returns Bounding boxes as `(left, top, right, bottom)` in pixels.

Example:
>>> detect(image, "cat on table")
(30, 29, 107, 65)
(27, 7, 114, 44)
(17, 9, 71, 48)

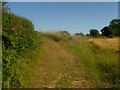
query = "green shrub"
(2, 9, 41, 87)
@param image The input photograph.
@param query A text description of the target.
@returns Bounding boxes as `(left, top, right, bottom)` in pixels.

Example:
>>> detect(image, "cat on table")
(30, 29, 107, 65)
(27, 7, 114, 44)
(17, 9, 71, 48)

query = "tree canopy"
(75, 32, 84, 36)
(101, 19, 120, 37)
(89, 29, 100, 37)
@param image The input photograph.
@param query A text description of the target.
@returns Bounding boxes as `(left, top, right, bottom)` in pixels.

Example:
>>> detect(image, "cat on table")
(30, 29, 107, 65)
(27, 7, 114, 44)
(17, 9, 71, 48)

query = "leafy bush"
(2, 7, 41, 88)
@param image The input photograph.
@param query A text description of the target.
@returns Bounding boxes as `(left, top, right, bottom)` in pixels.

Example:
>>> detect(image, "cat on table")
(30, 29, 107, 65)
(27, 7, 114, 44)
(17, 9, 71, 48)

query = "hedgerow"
(2, 4, 41, 88)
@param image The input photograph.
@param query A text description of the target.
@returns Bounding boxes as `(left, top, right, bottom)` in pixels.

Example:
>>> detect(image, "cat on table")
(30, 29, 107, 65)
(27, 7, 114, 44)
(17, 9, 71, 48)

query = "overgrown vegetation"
(2, 3, 41, 88)
(60, 36, 119, 88)
(42, 31, 72, 42)
(19, 33, 119, 88)
(2, 2, 119, 88)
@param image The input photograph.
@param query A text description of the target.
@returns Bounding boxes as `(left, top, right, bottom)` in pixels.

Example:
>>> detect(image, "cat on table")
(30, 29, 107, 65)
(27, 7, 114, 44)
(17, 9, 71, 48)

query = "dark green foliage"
(75, 32, 84, 36)
(89, 29, 100, 37)
(109, 19, 120, 36)
(101, 19, 120, 37)
(59, 30, 71, 35)
(2, 4, 41, 88)
(97, 62, 118, 84)
(86, 33, 90, 36)
(48, 34, 61, 41)
(101, 26, 108, 37)
(59, 31, 72, 41)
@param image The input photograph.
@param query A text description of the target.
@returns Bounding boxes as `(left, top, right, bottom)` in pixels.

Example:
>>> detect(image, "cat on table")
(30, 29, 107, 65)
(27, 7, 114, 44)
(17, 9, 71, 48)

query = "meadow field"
(18, 32, 119, 88)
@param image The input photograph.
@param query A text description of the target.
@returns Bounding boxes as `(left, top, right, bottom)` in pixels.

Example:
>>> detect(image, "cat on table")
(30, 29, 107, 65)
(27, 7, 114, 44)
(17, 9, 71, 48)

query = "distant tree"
(80, 32, 84, 36)
(75, 32, 84, 36)
(89, 29, 100, 37)
(59, 30, 70, 35)
(101, 26, 111, 37)
(101, 19, 120, 37)
(109, 19, 120, 36)
(110, 19, 120, 26)
(74, 33, 79, 35)
(86, 33, 90, 36)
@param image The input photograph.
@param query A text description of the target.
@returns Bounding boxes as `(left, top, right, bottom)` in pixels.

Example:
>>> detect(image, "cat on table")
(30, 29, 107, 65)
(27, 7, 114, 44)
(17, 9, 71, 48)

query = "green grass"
(17, 34, 119, 88)
(60, 36, 118, 88)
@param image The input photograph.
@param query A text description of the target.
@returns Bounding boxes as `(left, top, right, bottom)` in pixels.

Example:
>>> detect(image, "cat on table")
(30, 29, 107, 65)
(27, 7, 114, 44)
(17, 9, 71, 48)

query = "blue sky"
(8, 2, 118, 34)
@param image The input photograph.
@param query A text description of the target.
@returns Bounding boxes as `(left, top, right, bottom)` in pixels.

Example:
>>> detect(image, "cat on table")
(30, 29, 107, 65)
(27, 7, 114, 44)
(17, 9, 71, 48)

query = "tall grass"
(61, 36, 119, 88)
(10, 32, 119, 88)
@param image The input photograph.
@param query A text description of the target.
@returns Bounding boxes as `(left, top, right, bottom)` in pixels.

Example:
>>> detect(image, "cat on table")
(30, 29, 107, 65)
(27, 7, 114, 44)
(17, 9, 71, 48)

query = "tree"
(101, 26, 112, 37)
(89, 29, 100, 37)
(86, 33, 90, 36)
(75, 32, 84, 36)
(109, 19, 120, 36)
(101, 19, 120, 37)
(59, 30, 70, 35)
(110, 19, 120, 26)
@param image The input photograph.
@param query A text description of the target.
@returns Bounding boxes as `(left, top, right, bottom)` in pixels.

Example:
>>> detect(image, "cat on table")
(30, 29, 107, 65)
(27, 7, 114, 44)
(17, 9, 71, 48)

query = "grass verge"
(60, 36, 119, 88)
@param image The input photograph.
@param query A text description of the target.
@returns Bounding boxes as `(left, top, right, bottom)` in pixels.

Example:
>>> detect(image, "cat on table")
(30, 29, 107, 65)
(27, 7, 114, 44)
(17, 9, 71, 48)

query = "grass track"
(19, 36, 119, 88)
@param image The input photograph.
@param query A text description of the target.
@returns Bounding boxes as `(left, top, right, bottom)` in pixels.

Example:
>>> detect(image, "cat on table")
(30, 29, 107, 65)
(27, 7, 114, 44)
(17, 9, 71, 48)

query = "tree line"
(75, 19, 120, 38)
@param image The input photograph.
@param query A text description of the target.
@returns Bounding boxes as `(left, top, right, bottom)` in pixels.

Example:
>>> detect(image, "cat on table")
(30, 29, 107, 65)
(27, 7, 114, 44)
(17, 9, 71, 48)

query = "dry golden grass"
(89, 38, 118, 51)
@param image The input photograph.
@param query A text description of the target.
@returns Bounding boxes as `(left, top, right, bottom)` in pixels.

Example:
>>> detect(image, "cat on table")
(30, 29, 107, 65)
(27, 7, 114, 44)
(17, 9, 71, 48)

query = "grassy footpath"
(19, 35, 119, 88)
(19, 36, 93, 88)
